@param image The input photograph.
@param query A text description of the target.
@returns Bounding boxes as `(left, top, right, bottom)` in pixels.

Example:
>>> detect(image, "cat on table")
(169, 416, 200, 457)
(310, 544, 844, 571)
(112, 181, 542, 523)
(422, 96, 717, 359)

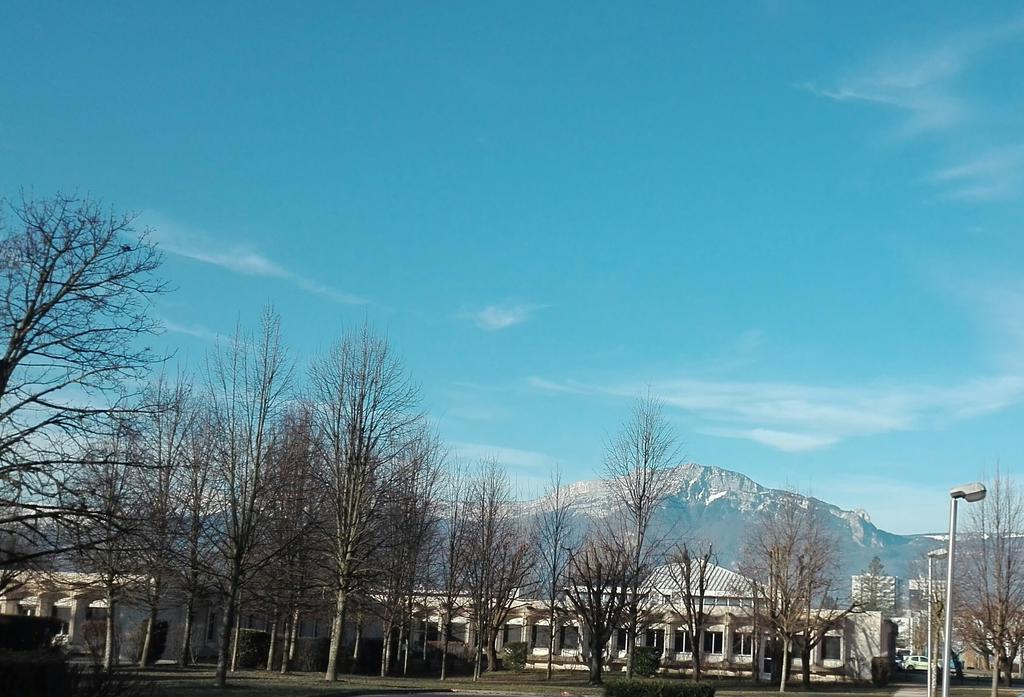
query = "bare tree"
(132, 373, 196, 668)
(665, 542, 716, 681)
(740, 495, 846, 693)
(373, 432, 443, 677)
(0, 192, 164, 592)
(66, 419, 145, 670)
(262, 406, 325, 675)
(602, 394, 679, 678)
(563, 535, 638, 685)
(533, 467, 577, 680)
(205, 308, 293, 688)
(957, 469, 1024, 697)
(174, 406, 216, 666)
(312, 324, 422, 681)
(437, 463, 470, 680)
(465, 458, 534, 677)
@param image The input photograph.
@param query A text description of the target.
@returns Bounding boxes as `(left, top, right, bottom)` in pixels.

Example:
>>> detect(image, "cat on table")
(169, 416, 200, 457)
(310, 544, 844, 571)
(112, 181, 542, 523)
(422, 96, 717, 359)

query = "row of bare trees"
(13, 192, 1022, 695)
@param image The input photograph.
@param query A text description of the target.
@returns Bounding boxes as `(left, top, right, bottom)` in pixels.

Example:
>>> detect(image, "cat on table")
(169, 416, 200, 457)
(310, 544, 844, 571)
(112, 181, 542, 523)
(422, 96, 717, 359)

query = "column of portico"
(37, 593, 55, 619)
(68, 596, 89, 644)
(723, 614, 733, 663)
(1, 598, 19, 615)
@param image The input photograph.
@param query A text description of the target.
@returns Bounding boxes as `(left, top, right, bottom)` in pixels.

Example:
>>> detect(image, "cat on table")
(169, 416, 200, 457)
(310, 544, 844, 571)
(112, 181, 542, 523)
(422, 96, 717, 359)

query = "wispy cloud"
(928, 145, 1024, 201)
(450, 440, 561, 470)
(530, 373, 1024, 452)
(799, 35, 980, 137)
(148, 215, 368, 305)
(802, 16, 1023, 137)
(160, 317, 223, 343)
(460, 303, 545, 330)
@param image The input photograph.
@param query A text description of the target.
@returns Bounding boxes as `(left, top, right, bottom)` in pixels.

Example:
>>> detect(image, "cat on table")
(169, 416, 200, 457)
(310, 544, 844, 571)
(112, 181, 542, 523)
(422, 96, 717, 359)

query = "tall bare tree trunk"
(230, 608, 241, 672)
(103, 589, 116, 670)
(326, 585, 348, 680)
(266, 613, 278, 672)
(779, 637, 790, 693)
(180, 593, 195, 666)
(280, 610, 294, 674)
(215, 583, 239, 687)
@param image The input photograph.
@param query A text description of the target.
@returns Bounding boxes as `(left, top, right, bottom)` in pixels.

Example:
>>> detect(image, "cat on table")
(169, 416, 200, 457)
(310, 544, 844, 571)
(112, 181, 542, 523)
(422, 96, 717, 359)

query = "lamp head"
(950, 482, 987, 503)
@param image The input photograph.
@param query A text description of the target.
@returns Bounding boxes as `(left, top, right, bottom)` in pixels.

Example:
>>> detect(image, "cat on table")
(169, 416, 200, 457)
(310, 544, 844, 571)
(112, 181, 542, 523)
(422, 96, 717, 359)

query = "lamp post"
(940, 482, 987, 697)
(926, 548, 947, 697)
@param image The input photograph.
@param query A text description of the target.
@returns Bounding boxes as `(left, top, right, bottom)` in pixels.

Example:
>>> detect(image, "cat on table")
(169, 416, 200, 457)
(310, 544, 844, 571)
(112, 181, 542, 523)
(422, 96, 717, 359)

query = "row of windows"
(628, 629, 840, 660)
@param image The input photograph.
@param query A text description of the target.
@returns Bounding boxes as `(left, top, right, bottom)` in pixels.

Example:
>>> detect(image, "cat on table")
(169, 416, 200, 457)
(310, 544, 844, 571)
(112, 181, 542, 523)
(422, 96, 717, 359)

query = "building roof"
(647, 562, 751, 599)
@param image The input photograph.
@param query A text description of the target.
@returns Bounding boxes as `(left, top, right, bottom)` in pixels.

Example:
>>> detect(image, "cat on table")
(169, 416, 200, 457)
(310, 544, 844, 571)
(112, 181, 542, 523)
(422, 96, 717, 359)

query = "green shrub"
(604, 678, 716, 697)
(871, 656, 891, 687)
(502, 641, 527, 672)
(631, 646, 662, 678)
(234, 629, 270, 669)
(0, 649, 71, 697)
(291, 637, 330, 673)
(0, 615, 65, 651)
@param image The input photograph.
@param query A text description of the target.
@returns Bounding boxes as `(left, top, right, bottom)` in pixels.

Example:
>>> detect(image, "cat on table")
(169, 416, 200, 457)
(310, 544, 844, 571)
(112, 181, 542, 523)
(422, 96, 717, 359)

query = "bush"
(0, 649, 71, 697)
(291, 637, 331, 673)
(502, 641, 527, 672)
(605, 679, 716, 697)
(234, 629, 270, 669)
(81, 619, 109, 664)
(871, 656, 891, 687)
(631, 646, 662, 678)
(0, 615, 65, 651)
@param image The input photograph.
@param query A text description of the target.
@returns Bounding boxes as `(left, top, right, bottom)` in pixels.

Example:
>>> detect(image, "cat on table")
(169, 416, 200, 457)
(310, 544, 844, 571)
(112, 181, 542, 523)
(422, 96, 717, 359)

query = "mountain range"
(540, 463, 940, 584)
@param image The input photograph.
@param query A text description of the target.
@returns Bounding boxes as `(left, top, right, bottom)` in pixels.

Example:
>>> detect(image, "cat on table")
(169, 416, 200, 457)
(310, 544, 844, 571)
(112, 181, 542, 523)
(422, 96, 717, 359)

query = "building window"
(425, 620, 439, 641)
(449, 623, 467, 643)
(561, 626, 579, 650)
(616, 629, 627, 651)
(702, 630, 723, 654)
(732, 632, 753, 656)
(532, 625, 551, 648)
(207, 611, 218, 642)
(502, 624, 517, 645)
(823, 636, 841, 661)
(674, 629, 692, 653)
(645, 628, 665, 650)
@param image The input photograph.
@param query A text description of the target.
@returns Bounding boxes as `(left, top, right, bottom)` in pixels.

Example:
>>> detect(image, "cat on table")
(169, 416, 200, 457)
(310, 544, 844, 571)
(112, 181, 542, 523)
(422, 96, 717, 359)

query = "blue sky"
(3, 1, 1023, 534)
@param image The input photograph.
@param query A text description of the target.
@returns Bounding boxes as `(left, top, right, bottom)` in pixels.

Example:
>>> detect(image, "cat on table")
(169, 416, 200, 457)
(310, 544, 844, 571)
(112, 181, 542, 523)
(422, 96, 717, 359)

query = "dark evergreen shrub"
(502, 641, 528, 672)
(234, 629, 270, 669)
(0, 615, 64, 651)
(631, 646, 662, 677)
(871, 656, 891, 687)
(0, 649, 71, 697)
(291, 637, 331, 672)
(133, 620, 168, 665)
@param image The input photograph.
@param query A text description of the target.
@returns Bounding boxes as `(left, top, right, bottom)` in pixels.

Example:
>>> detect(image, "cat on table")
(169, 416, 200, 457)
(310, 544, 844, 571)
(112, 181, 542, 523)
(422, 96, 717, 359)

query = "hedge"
(0, 615, 64, 651)
(235, 629, 270, 669)
(291, 637, 331, 673)
(0, 649, 71, 697)
(604, 678, 716, 697)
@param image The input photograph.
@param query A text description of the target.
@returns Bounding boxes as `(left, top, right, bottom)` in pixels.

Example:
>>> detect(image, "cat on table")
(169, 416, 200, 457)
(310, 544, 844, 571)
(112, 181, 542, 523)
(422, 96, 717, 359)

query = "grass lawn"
(115, 666, 1011, 697)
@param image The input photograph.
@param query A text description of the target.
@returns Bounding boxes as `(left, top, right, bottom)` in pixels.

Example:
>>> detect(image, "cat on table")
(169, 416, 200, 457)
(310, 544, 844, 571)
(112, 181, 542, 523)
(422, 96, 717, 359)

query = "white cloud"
(803, 17, 1024, 139)
(700, 427, 839, 453)
(928, 145, 1024, 201)
(531, 372, 1024, 452)
(148, 215, 367, 305)
(461, 304, 545, 330)
(450, 440, 561, 470)
(160, 317, 222, 342)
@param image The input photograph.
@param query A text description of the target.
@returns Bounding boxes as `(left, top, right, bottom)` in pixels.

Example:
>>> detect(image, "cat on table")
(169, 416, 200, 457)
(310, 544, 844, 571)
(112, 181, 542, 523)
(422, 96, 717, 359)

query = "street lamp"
(926, 548, 947, 697)
(940, 482, 986, 697)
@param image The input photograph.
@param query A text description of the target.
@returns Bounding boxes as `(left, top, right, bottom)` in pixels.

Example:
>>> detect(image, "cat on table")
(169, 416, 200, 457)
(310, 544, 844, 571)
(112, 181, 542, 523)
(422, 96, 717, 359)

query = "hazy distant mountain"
(533, 463, 937, 582)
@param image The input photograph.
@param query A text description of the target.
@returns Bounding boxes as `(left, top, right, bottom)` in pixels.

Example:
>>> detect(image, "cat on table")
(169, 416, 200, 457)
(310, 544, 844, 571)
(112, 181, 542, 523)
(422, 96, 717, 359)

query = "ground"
(109, 666, 1012, 697)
